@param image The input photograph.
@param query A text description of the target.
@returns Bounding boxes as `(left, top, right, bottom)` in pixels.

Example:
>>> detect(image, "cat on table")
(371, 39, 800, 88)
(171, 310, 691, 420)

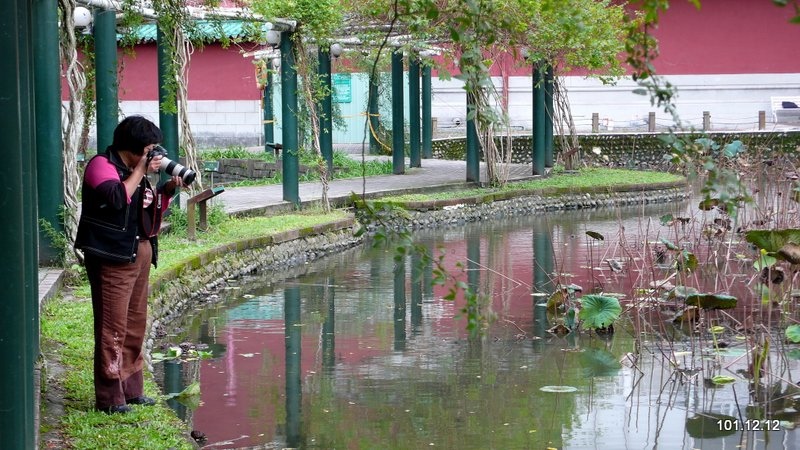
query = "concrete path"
(218, 156, 537, 215)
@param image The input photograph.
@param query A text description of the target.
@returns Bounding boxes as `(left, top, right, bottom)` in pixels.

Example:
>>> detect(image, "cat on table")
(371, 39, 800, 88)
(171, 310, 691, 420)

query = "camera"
(147, 145, 196, 185)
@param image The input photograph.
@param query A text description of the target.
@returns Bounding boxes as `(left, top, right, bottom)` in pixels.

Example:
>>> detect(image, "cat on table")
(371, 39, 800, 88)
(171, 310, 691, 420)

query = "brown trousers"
(85, 240, 152, 409)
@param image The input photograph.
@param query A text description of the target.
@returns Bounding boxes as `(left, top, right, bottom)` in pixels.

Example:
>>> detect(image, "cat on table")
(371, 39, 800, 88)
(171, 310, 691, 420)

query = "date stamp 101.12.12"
(716, 419, 782, 432)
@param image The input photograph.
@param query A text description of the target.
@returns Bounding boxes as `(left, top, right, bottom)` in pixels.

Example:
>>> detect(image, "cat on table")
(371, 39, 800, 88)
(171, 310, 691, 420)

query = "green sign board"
(332, 73, 352, 103)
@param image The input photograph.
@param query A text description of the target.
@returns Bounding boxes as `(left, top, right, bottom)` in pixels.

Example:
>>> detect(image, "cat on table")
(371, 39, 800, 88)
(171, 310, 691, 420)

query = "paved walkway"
(38, 157, 536, 302)
(220, 156, 536, 214)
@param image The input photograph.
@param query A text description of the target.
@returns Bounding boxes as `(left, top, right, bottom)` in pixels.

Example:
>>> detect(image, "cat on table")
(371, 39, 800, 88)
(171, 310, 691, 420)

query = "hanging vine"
(152, 0, 203, 193)
(58, 0, 89, 256)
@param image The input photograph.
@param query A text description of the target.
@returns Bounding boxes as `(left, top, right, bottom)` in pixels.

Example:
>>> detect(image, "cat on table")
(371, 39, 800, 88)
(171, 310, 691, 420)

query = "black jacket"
(75, 148, 169, 266)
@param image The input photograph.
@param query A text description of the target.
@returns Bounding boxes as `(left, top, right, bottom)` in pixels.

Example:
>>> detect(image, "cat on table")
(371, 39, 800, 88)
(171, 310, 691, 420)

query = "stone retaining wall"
(368, 186, 689, 231)
(431, 131, 800, 169)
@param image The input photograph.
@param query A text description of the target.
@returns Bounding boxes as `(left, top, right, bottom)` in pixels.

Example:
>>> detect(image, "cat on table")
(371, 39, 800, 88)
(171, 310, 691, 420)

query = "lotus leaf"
(685, 293, 737, 310)
(786, 324, 800, 344)
(578, 295, 622, 330)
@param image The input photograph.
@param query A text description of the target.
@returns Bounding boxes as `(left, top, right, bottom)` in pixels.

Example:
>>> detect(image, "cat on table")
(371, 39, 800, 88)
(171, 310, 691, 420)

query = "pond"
(155, 197, 800, 449)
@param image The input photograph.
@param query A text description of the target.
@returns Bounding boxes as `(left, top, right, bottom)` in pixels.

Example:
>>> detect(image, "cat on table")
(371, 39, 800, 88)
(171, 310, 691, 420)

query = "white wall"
(107, 72, 800, 148)
(433, 73, 800, 133)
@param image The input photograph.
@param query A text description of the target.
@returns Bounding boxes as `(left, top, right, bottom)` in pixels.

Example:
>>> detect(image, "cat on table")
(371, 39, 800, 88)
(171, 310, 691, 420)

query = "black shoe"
(99, 404, 132, 414)
(126, 395, 156, 406)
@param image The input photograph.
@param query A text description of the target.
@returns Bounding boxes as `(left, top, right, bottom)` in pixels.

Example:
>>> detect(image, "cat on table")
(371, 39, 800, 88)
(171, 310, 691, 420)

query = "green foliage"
(786, 324, 800, 344)
(784, 324, 800, 344)
(251, 0, 343, 43)
(39, 218, 70, 267)
(578, 295, 622, 330)
(163, 203, 228, 238)
(199, 146, 264, 161)
(746, 229, 800, 255)
(520, 0, 626, 75)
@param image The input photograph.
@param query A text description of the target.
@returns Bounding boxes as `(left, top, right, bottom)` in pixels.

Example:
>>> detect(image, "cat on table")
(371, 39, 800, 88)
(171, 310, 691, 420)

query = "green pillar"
(157, 26, 180, 201)
(1, 0, 37, 446)
(94, 7, 118, 152)
(408, 57, 421, 168)
(545, 65, 554, 168)
(281, 32, 300, 205)
(284, 285, 302, 448)
(466, 92, 480, 183)
(263, 69, 275, 149)
(33, 0, 63, 264)
(532, 62, 546, 176)
(318, 48, 333, 174)
(391, 50, 405, 175)
(368, 72, 380, 155)
(421, 65, 433, 159)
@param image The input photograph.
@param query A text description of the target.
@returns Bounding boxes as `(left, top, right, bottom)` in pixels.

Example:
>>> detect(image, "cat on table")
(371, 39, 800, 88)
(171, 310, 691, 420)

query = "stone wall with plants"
(369, 185, 689, 231)
(198, 158, 316, 185)
(431, 131, 800, 169)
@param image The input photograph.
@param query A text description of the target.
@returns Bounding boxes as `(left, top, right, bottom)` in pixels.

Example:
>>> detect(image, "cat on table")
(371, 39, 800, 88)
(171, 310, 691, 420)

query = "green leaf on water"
(745, 229, 800, 254)
(163, 381, 202, 410)
(754, 253, 777, 271)
(785, 324, 800, 343)
(660, 238, 680, 251)
(578, 295, 622, 330)
(686, 293, 738, 310)
(677, 251, 698, 272)
(711, 375, 737, 385)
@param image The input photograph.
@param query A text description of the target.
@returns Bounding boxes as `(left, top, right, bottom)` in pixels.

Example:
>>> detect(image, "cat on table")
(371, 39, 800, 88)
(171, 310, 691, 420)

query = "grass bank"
(383, 168, 685, 203)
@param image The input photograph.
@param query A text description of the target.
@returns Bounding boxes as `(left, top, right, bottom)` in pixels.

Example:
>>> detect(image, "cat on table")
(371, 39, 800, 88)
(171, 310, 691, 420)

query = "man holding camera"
(75, 116, 184, 414)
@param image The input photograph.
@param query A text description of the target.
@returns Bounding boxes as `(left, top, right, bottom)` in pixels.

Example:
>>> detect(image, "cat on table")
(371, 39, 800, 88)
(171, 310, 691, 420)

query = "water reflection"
(285, 285, 302, 448)
(157, 197, 800, 449)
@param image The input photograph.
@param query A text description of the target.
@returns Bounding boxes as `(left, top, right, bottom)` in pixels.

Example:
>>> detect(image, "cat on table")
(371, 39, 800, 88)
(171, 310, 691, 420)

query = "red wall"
(63, 1, 799, 101)
(117, 43, 263, 100)
(651, 0, 800, 74)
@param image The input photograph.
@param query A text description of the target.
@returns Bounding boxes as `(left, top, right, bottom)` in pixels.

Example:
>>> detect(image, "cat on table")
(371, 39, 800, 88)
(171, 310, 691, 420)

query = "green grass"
(383, 168, 685, 202)
(155, 209, 350, 273)
(40, 296, 193, 449)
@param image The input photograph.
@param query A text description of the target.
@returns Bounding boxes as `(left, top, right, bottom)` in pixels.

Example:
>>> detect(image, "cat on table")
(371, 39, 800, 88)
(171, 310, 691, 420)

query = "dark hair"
(112, 116, 162, 156)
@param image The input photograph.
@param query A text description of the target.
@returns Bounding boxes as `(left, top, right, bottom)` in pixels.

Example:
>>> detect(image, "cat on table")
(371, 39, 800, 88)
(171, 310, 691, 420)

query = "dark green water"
(157, 200, 800, 449)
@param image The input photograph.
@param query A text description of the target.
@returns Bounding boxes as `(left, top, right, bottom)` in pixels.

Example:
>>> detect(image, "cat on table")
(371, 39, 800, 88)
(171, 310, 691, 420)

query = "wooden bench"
(770, 96, 800, 124)
(187, 186, 225, 240)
